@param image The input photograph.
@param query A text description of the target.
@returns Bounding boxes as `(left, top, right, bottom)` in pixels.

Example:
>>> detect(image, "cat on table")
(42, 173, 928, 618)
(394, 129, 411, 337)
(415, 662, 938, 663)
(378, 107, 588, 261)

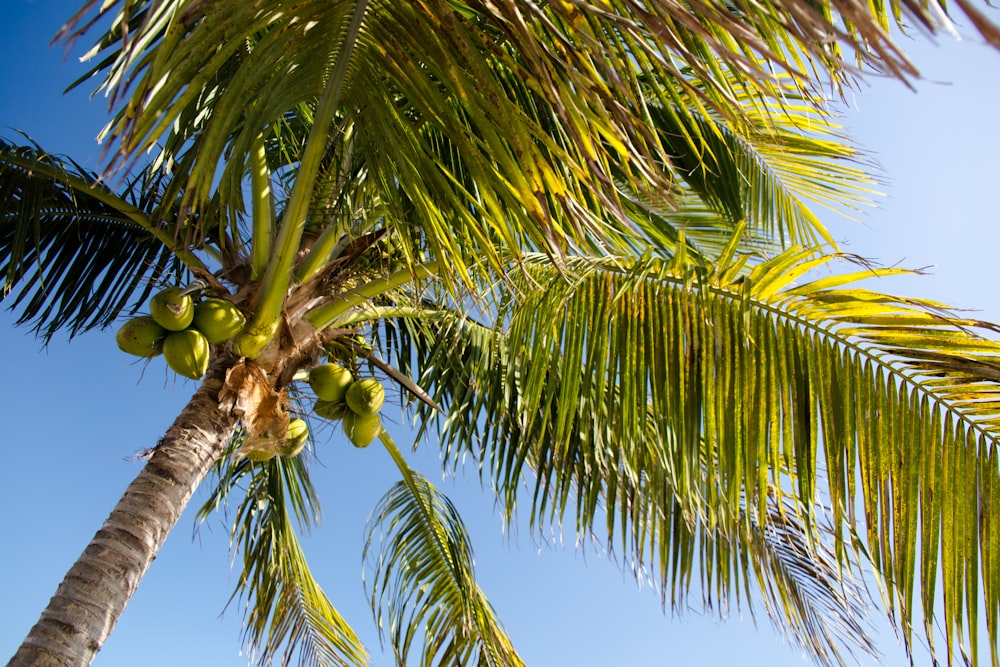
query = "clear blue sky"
(2, 2, 999, 665)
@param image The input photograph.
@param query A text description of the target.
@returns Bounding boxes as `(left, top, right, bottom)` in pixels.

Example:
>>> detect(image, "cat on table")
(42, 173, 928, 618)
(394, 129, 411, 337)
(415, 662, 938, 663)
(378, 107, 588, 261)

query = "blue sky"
(2, 2, 1000, 665)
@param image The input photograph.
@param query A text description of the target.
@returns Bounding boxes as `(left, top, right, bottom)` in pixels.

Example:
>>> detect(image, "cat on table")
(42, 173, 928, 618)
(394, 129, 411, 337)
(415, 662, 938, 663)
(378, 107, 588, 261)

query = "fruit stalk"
(304, 263, 439, 331)
(249, 133, 273, 280)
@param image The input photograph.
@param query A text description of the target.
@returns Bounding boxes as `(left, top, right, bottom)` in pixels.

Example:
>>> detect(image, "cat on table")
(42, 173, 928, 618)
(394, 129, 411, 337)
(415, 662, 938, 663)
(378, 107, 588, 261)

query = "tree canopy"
(3, 1, 1000, 666)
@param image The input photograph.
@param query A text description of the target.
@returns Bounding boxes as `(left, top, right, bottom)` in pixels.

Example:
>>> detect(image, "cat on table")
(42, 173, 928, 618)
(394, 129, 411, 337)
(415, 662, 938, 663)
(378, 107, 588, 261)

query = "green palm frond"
(392, 247, 1000, 666)
(199, 434, 368, 667)
(0, 137, 193, 340)
(57, 1, 917, 279)
(379, 306, 879, 666)
(64, 0, 989, 163)
(737, 494, 877, 666)
(645, 87, 877, 249)
(622, 190, 776, 262)
(63, 0, 651, 272)
(363, 432, 524, 667)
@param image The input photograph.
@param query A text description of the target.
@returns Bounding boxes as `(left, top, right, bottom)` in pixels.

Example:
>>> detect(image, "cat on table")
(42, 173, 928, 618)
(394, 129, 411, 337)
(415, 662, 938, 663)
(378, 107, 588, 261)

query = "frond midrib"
(520, 251, 1000, 452)
(746, 290, 1000, 448)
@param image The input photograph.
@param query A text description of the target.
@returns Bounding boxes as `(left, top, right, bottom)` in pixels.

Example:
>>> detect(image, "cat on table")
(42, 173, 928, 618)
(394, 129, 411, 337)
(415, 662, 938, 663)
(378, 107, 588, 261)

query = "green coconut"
(343, 411, 382, 448)
(231, 324, 276, 359)
(345, 378, 385, 416)
(313, 399, 348, 421)
(115, 316, 167, 357)
(308, 363, 354, 402)
(280, 418, 309, 457)
(162, 329, 210, 379)
(244, 448, 277, 462)
(192, 298, 246, 343)
(149, 287, 195, 331)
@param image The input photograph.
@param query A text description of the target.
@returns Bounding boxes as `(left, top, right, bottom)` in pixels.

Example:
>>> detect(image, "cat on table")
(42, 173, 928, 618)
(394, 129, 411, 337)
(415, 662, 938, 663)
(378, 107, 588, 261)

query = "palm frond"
(55, 0, 942, 284)
(622, 190, 776, 262)
(379, 305, 878, 665)
(198, 433, 368, 667)
(644, 85, 877, 249)
(64, 0, 995, 153)
(363, 431, 524, 667)
(394, 249, 1000, 666)
(0, 137, 189, 339)
(739, 493, 878, 665)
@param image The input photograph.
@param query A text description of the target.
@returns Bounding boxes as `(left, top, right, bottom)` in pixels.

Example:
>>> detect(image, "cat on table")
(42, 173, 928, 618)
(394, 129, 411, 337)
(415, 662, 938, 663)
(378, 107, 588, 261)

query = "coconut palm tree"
(3, 1, 1000, 666)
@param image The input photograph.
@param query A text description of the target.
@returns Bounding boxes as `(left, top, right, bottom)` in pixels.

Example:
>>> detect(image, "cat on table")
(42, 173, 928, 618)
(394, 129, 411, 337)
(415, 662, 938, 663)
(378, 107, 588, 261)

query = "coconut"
(150, 287, 195, 331)
(345, 378, 385, 416)
(313, 399, 348, 421)
(343, 412, 382, 448)
(192, 298, 246, 343)
(162, 329, 210, 379)
(244, 448, 277, 462)
(231, 327, 273, 359)
(308, 363, 354, 402)
(286, 417, 308, 442)
(115, 316, 167, 357)
(280, 418, 309, 457)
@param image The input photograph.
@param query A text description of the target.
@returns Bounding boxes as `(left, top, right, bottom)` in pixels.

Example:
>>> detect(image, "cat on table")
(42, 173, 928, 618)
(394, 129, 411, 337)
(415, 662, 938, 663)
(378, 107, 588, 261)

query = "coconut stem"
(180, 279, 208, 297)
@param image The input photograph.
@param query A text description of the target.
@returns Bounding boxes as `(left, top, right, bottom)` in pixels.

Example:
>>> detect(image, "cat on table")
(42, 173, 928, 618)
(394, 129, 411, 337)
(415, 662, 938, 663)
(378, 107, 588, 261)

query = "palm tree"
(3, 1, 1000, 666)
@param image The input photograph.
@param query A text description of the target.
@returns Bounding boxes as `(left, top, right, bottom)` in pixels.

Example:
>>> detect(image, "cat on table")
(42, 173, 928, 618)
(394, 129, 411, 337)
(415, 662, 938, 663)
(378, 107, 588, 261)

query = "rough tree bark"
(7, 357, 241, 667)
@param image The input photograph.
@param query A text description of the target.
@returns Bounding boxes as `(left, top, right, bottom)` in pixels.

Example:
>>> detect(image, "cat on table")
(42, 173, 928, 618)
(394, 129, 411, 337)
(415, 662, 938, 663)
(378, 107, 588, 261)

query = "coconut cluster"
(115, 287, 246, 380)
(308, 362, 385, 448)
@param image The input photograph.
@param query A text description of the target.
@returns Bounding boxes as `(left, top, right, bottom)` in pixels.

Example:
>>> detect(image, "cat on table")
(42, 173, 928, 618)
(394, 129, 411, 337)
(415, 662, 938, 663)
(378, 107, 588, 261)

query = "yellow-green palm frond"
(63, 0, 667, 278)
(57, 0, 929, 279)
(392, 247, 1000, 666)
(135, 0, 990, 150)
(644, 83, 878, 250)
(622, 190, 778, 263)
(363, 432, 525, 667)
(199, 434, 368, 667)
(382, 305, 880, 666)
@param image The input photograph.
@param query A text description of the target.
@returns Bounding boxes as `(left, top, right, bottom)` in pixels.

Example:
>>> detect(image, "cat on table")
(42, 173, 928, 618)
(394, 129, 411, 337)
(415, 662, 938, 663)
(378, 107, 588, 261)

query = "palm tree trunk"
(7, 358, 240, 667)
